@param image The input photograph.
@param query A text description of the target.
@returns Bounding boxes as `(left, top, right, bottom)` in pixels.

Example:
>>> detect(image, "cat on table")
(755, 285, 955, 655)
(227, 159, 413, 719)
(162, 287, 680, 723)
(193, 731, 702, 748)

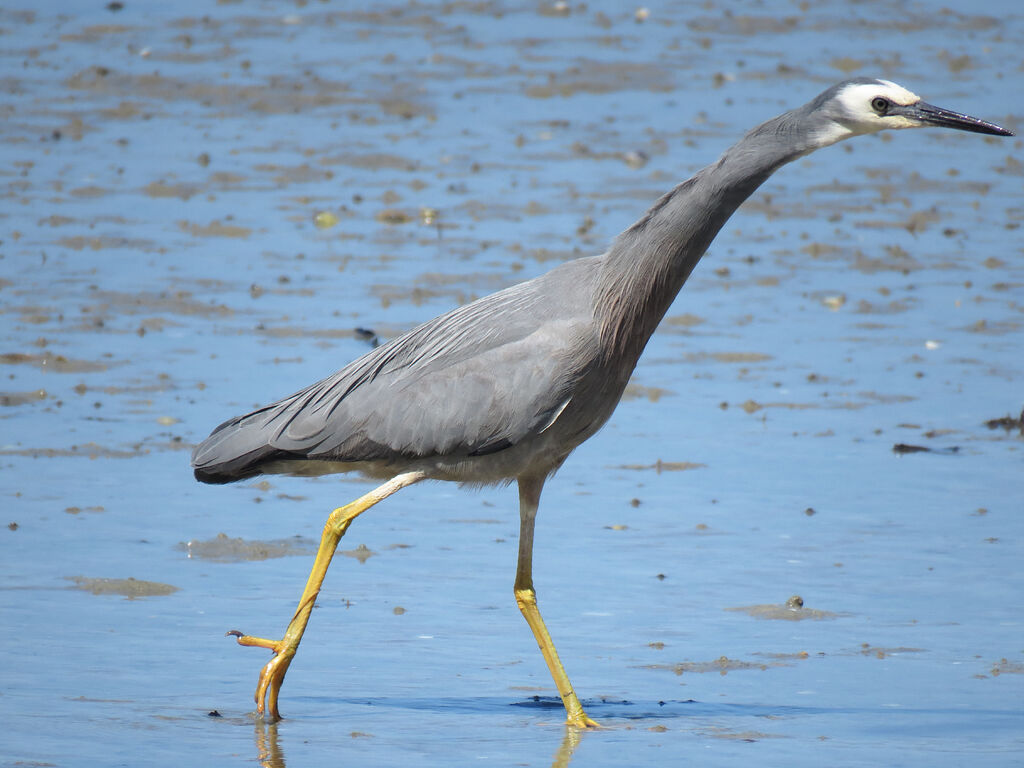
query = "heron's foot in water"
(567, 711, 601, 729)
(227, 630, 295, 721)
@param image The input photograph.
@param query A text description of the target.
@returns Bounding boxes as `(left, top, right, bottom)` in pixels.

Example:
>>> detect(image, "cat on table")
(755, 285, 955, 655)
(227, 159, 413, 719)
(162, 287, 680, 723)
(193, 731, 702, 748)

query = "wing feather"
(191, 257, 601, 480)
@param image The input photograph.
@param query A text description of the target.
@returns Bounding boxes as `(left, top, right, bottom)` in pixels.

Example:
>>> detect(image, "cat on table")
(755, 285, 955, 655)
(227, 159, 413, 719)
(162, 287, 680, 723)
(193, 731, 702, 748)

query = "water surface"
(2, 1, 1022, 765)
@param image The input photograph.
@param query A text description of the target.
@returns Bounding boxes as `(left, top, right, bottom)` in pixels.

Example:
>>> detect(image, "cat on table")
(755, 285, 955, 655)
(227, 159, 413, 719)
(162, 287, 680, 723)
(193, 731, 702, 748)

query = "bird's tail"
(190, 410, 287, 484)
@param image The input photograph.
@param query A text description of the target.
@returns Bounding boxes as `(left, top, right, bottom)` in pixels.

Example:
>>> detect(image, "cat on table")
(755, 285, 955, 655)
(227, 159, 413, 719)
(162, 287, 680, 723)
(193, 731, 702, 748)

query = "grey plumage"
(193, 257, 601, 483)
(191, 172, 746, 487)
(191, 79, 1011, 723)
(193, 79, 1011, 489)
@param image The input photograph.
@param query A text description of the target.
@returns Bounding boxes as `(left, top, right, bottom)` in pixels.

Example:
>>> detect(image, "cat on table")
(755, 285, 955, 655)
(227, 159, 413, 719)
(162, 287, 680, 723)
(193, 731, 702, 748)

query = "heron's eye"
(871, 97, 890, 115)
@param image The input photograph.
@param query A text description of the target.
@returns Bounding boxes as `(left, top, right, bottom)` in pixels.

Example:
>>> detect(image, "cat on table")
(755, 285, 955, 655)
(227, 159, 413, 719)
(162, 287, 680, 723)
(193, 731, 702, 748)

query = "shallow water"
(2, 1, 1022, 765)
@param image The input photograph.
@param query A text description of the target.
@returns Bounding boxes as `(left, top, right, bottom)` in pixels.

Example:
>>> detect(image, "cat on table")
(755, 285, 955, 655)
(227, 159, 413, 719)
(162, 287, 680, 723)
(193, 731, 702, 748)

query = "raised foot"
(226, 629, 282, 651)
(226, 630, 295, 721)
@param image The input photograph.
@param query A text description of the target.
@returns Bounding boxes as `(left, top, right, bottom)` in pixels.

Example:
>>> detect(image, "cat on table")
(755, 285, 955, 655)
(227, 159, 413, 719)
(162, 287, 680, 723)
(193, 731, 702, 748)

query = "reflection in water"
(255, 720, 285, 768)
(250, 711, 585, 768)
(551, 725, 583, 768)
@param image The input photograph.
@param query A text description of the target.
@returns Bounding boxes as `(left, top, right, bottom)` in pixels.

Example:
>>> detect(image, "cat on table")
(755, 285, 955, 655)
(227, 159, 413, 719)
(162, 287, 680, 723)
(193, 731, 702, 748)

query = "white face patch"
(835, 80, 921, 117)
(835, 80, 919, 113)
(813, 79, 924, 146)
(867, 79, 920, 106)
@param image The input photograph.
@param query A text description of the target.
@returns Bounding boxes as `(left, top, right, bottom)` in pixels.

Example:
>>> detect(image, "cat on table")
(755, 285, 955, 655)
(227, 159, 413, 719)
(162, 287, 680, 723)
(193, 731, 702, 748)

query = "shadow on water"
(247, 700, 671, 768)
(281, 694, 1024, 723)
(246, 696, 1024, 767)
(251, 716, 587, 768)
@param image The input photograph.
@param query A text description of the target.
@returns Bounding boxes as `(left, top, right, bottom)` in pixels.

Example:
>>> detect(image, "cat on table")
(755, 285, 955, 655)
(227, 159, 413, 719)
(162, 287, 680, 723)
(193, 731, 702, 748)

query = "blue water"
(2, 1, 1022, 765)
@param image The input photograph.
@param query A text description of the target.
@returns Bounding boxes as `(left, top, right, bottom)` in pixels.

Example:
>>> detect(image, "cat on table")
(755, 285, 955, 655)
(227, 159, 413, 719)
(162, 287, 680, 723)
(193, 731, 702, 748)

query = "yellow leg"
(514, 475, 599, 729)
(229, 470, 425, 720)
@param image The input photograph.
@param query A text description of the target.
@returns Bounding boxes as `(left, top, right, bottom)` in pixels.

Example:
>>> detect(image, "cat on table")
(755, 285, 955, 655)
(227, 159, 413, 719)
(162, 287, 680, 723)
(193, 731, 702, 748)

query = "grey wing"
(191, 261, 599, 482)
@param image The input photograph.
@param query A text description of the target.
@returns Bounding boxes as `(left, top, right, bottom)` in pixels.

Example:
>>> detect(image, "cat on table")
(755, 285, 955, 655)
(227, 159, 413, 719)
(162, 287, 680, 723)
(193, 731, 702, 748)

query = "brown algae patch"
(736, 399, 820, 414)
(143, 180, 203, 200)
(726, 595, 838, 621)
(64, 505, 105, 515)
(0, 389, 48, 406)
(177, 219, 253, 238)
(621, 383, 675, 402)
(0, 352, 111, 373)
(663, 313, 706, 330)
(82, 289, 234, 320)
(987, 658, 1024, 677)
(64, 66, 357, 116)
(340, 543, 376, 563)
(525, 60, 673, 98)
(177, 532, 313, 562)
(68, 576, 179, 598)
(703, 729, 787, 742)
(848, 644, 926, 659)
(56, 235, 156, 252)
(647, 655, 786, 676)
(681, 351, 774, 364)
(616, 460, 706, 473)
(0, 442, 143, 460)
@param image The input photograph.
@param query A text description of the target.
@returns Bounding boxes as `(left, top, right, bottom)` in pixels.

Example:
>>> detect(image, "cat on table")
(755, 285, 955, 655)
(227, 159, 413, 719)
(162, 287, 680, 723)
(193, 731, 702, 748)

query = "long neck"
(595, 110, 817, 366)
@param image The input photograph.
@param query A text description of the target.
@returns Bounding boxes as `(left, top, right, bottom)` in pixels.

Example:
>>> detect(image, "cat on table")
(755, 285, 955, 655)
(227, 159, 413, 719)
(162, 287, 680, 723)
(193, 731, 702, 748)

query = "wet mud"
(68, 576, 179, 598)
(2, 2, 1022, 767)
(177, 532, 313, 562)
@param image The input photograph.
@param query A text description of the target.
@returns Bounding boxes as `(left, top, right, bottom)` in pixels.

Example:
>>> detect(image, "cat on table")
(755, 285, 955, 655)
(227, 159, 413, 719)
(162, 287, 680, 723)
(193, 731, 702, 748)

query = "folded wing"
(192, 259, 599, 482)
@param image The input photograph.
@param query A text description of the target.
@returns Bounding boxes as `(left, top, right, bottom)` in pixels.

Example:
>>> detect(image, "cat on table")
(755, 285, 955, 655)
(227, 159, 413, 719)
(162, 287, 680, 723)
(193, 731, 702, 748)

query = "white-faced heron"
(192, 78, 1012, 725)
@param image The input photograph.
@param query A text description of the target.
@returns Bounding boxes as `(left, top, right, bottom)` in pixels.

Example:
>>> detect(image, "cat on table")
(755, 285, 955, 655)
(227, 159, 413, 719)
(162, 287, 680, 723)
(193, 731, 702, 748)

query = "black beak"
(898, 101, 1014, 136)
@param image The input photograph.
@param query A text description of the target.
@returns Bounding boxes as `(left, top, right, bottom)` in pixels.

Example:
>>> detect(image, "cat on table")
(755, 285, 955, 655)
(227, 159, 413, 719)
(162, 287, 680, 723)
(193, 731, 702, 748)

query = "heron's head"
(810, 78, 1013, 146)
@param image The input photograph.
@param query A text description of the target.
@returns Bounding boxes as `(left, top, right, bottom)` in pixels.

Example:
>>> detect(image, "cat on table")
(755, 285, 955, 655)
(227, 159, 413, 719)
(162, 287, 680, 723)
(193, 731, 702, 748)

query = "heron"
(192, 78, 1011, 726)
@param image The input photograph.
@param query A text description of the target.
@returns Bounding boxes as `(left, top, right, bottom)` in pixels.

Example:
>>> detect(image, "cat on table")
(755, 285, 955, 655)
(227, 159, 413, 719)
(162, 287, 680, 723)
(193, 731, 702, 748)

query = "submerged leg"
(514, 475, 598, 728)
(229, 470, 425, 720)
